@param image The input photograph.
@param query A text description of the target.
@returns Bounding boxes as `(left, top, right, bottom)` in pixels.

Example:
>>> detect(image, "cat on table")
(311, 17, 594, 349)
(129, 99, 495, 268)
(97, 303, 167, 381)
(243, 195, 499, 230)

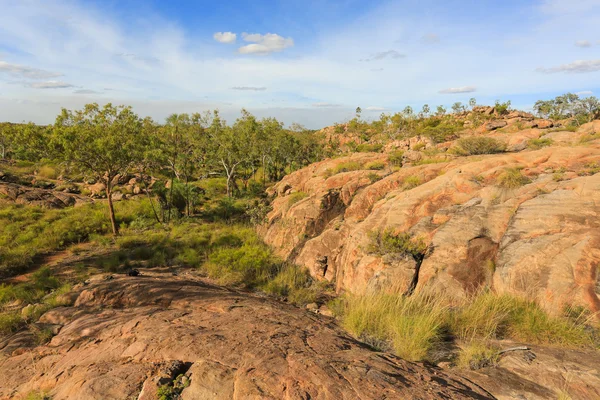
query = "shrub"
(457, 342, 499, 370)
(497, 168, 530, 188)
(453, 137, 506, 155)
(37, 165, 58, 179)
(403, 175, 422, 190)
(263, 265, 320, 305)
(0, 311, 23, 335)
(288, 191, 309, 206)
(388, 150, 404, 167)
(367, 229, 427, 258)
(367, 173, 382, 183)
(365, 161, 385, 170)
(356, 143, 383, 153)
(204, 243, 279, 287)
(528, 138, 553, 149)
(333, 161, 363, 174)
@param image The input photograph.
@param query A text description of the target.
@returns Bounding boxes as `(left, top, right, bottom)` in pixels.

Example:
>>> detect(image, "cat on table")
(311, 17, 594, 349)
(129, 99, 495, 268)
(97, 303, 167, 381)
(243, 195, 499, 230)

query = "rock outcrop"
(0, 182, 92, 208)
(0, 272, 492, 399)
(261, 121, 600, 315)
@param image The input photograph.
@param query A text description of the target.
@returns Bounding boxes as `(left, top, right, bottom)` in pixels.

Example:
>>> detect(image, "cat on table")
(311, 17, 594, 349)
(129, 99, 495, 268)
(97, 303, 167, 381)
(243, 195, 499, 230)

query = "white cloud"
(365, 106, 388, 111)
(439, 86, 477, 94)
(576, 90, 594, 96)
(536, 59, 600, 73)
(231, 86, 267, 91)
(0, 61, 62, 79)
(575, 40, 593, 48)
(238, 33, 294, 55)
(27, 81, 74, 89)
(360, 50, 405, 62)
(213, 32, 237, 44)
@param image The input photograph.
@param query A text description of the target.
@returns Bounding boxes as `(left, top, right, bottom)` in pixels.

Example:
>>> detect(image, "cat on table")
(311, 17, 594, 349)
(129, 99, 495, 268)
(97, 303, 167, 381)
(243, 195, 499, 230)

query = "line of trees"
(0, 104, 325, 235)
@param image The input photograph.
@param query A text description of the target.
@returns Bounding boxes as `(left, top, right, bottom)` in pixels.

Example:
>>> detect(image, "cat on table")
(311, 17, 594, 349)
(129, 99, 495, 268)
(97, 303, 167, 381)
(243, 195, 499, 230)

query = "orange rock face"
(0, 273, 492, 400)
(261, 121, 600, 314)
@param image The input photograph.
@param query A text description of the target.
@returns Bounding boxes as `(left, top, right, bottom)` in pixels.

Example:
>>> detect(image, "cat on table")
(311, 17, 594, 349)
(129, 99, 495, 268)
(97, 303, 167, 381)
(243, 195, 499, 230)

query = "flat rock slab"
(0, 273, 493, 399)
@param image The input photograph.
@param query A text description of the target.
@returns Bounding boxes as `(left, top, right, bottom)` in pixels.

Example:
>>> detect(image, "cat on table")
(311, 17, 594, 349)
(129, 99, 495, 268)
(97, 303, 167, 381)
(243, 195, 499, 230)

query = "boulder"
(485, 120, 508, 131)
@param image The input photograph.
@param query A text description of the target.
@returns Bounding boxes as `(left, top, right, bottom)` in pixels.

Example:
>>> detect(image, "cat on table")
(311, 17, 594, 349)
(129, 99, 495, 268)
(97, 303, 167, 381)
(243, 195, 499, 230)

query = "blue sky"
(0, 0, 599, 128)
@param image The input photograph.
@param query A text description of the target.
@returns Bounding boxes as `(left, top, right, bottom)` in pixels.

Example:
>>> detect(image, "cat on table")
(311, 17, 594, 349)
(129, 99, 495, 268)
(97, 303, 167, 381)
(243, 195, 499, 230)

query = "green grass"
(365, 161, 385, 170)
(339, 293, 447, 361)
(0, 199, 156, 277)
(356, 143, 383, 153)
(528, 138, 553, 149)
(497, 168, 531, 189)
(453, 136, 506, 156)
(457, 341, 500, 370)
(388, 150, 404, 167)
(333, 161, 363, 174)
(402, 175, 422, 190)
(367, 229, 427, 259)
(263, 264, 323, 305)
(287, 191, 309, 206)
(336, 290, 597, 363)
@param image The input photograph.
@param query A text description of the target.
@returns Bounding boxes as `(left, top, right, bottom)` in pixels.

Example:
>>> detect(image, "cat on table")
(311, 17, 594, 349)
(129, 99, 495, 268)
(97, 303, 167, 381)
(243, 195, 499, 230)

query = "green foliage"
(365, 161, 385, 170)
(355, 143, 383, 153)
(339, 293, 447, 361)
(453, 136, 506, 155)
(497, 168, 531, 189)
(528, 138, 553, 149)
(204, 235, 279, 287)
(333, 161, 363, 174)
(37, 165, 58, 179)
(402, 175, 422, 190)
(388, 150, 404, 167)
(494, 100, 512, 115)
(457, 342, 499, 370)
(367, 173, 382, 183)
(288, 191, 309, 206)
(534, 93, 600, 123)
(367, 229, 427, 259)
(0, 311, 23, 335)
(337, 290, 597, 363)
(263, 265, 321, 305)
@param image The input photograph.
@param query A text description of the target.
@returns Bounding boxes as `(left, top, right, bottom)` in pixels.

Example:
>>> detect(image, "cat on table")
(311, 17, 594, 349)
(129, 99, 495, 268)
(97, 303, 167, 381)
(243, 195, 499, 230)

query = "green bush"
(497, 168, 530, 189)
(453, 136, 506, 155)
(356, 143, 383, 153)
(388, 150, 404, 167)
(333, 161, 363, 174)
(527, 138, 553, 149)
(288, 191, 309, 206)
(365, 161, 385, 170)
(263, 265, 320, 305)
(205, 242, 279, 287)
(403, 175, 422, 190)
(367, 229, 427, 258)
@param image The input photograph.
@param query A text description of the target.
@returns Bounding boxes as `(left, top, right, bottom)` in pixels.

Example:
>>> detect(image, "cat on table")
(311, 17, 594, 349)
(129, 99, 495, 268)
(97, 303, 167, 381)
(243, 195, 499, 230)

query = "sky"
(0, 0, 599, 128)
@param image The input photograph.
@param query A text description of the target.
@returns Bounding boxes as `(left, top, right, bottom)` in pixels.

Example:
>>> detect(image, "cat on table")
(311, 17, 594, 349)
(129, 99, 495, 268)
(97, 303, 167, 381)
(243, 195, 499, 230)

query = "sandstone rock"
(532, 119, 554, 129)
(485, 120, 508, 131)
(0, 183, 91, 209)
(261, 140, 600, 316)
(0, 274, 492, 399)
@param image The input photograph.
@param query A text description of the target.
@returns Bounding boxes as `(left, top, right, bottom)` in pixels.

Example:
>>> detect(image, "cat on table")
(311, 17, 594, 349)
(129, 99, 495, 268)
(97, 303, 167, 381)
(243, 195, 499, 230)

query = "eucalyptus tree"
(53, 103, 144, 235)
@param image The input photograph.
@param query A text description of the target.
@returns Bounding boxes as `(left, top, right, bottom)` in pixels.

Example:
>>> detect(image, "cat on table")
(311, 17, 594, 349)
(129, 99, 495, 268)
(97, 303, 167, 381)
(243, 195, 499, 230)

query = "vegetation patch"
(528, 138, 553, 150)
(287, 191, 309, 206)
(365, 161, 385, 170)
(453, 136, 506, 156)
(402, 175, 422, 190)
(497, 168, 530, 189)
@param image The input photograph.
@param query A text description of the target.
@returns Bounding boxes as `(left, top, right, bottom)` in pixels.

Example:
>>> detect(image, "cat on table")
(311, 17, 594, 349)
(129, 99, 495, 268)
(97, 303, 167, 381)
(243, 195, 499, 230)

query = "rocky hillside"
(261, 115, 600, 315)
(0, 272, 492, 400)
